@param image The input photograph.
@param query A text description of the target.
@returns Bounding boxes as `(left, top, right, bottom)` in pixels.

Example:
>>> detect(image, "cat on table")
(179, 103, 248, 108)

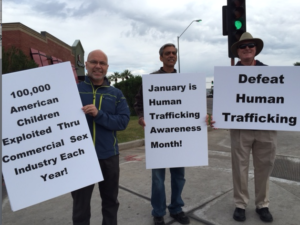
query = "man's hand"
(82, 104, 98, 117)
(206, 114, 216, 128)
(138, 117, 146, 128)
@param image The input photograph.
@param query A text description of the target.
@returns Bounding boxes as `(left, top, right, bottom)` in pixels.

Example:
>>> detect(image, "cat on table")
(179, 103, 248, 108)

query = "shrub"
(114, 76, 142, 116)
(2, 46, 38, 74)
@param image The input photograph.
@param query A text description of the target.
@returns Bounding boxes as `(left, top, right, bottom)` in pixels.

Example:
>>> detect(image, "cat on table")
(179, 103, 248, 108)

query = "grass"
(117, 116, 145, 143)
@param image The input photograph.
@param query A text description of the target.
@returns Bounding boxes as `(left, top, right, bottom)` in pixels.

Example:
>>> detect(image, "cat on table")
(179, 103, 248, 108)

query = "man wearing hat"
(230, 32, 276, 223)
(134, 43, 190, 225)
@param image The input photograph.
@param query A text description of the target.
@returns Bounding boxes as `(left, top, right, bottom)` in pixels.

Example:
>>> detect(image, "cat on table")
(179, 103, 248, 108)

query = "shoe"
(170, 211, 190, 224)
(153, 216, 165, 225)
(256, 207, 273, 222)
(233, 207, 246, 222)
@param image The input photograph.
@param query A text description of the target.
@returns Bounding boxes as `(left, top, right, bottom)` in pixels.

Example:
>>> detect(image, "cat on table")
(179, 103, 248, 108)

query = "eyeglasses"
(238, 43, 256, 49)
(164, 51, 177, 56)
(88, 60, 108, 66)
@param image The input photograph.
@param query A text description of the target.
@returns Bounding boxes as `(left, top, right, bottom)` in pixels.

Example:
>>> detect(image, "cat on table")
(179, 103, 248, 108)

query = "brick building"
(2, 22, 85, 82)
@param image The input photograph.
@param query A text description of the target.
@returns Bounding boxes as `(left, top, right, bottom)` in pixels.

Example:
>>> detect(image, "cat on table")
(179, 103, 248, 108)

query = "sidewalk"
(2, 135, 300, 225)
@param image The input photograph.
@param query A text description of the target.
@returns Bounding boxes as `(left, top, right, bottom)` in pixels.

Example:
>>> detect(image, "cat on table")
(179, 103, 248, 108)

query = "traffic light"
(211, 81, 214, 85)
(226, 0, 246, 58)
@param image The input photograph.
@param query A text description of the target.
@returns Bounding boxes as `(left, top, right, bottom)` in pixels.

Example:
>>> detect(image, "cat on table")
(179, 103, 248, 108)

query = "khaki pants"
(230, 130, 277, 209)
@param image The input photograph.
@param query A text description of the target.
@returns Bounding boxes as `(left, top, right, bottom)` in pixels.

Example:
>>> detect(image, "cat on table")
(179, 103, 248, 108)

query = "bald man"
(71, 50, 130, 225)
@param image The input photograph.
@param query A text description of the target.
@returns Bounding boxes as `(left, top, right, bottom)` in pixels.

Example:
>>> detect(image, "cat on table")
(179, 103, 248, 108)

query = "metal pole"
(178, 21, 196, 38)
(177, 19, 201, 73)
(177, 36, 180, 73)
(231, 57, 235, 66)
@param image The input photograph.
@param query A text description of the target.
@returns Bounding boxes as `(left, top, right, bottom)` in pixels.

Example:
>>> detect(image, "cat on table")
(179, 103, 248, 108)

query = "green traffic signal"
(226, 0, 247, 58)
(235, 20, 242, 29)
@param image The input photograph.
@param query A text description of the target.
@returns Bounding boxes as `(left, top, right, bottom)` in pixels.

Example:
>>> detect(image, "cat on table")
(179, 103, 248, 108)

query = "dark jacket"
(134, 67, 177, 118)
(78, 76, 130, 159)
(236, 60, 267, 66)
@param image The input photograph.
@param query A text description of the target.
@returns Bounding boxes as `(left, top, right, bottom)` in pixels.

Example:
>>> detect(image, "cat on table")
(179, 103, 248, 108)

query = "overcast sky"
(3, 0, 300, 87)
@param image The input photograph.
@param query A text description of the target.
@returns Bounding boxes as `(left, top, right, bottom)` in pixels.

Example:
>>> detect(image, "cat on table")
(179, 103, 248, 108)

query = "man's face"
(160, 46, 177, 68)
(85, 50, 109, 85)
(237, 41, 256, 61)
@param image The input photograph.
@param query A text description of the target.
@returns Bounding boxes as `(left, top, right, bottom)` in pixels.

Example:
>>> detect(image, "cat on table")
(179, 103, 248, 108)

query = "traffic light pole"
(231, 57, 235, 66)
(224, 0, 247, 58)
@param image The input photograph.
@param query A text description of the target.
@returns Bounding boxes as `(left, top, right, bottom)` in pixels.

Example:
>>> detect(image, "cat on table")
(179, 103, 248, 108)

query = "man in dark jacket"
(72, 49, 130, 225)
(230, 32, 276, 223)
(134, 43, 190, 225)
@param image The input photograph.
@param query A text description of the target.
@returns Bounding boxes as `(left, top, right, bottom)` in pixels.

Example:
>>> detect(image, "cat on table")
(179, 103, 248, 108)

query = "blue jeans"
(151, 167, 185, 217)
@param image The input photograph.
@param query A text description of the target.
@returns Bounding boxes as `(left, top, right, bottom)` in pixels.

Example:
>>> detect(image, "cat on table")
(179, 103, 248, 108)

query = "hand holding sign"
(2, 63, 103, 211)
(82, 104, 99, 117)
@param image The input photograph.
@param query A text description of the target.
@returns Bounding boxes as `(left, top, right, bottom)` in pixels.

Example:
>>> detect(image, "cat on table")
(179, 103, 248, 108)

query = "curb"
(119, 139, 145, 151)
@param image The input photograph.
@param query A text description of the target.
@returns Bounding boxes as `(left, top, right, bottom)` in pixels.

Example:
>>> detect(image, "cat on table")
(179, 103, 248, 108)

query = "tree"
(120, 69, 133, 81)
(294, 62, 300, 66)
(106, 74, 115, 83)
(107, 72, 120, 83)
(2, 46, 38, 74)
(114, 75, 142, 115)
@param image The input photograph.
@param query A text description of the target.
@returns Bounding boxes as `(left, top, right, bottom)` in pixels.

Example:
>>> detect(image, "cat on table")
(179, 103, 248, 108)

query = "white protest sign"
(213, 66, 300, 131)
(143, 73, 208, 169)
(2, 62, 103, 211)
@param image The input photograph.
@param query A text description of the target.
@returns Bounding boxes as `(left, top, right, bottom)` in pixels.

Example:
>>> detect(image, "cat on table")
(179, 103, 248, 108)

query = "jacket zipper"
(92, 85, 103, 146)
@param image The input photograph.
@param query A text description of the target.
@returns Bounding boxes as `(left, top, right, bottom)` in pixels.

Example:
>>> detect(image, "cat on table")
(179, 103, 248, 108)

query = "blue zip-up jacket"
(78, 76, 130, 159)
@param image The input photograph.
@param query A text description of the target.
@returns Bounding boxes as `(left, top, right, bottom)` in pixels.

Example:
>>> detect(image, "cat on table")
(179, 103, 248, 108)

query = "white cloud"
(3, 0, 300, 78)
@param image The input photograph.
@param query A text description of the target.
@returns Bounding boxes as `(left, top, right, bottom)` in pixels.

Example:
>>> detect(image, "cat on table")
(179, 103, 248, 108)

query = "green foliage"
(108, 70, 134, 83)
(2, 46, 38, 74)
(117, 116, 144, 143)
(120, 69, 133, 81)
(107, 72, 120, 83)
(114, 75, 142, 116)
(294, 62, 300, 66)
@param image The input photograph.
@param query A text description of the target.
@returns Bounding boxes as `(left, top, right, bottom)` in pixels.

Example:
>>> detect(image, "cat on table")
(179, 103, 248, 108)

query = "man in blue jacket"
(71, 49, 130, 225)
